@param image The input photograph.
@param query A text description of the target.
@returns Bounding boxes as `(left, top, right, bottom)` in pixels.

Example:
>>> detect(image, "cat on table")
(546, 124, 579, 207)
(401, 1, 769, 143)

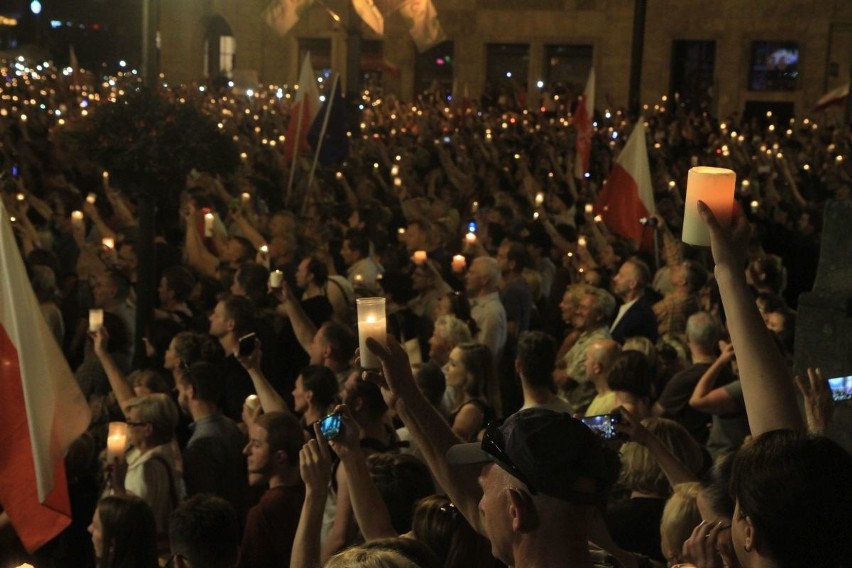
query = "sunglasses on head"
(480, 422, 537, 494)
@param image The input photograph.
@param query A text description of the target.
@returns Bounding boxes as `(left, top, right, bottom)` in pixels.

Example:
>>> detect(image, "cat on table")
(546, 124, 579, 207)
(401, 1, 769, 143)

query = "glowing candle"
(391, 165, 399, 177)
(412, 250, 427, 265)
(89, 309, 104, 332)
(245, 394, 261, 412)
(102, 171, 110, 188)
(750, 200, 760, 214)
(86, 193, 97, 204)
(452, 255, 466, 273)
(465, 232, 477, 243)
(16, 192, 25, 202)
(241, 192, 251, 204)
(584, 204, 594, 214)
(258, 244, 270, 269)
(356, 297, 386, 370)
(204, 212, 214, 237)
(578, 236, 587, 247)
(102, 237, 115, 250)
(268, 269, 283, 288)
(398, 227, 406, 236)
(106, 422, 128, 463)
(354, 274, 364, 284)
(535, 192, 544, 206)
(682, 166, 736, 246)
(71, 210, 84, 228)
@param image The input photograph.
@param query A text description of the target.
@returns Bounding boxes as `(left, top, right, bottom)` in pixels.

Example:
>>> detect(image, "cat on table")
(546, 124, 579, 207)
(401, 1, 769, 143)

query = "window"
(414, 41, 454, 97)
(671, 40, 716, 112)
(485, 43, 529, 106)
(749, 41, 799, 91)
(543, 44, 593, 95)
(298, 38, 333, 92)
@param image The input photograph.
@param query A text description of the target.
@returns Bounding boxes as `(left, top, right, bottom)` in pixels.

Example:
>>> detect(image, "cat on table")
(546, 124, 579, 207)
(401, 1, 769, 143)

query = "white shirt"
(610, 298, 638, 331)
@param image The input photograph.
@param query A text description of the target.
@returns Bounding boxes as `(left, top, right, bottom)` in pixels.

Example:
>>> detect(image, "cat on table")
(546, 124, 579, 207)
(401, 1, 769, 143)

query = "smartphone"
(12, 165, 19, 178)
(238, 332, 257, 357)
(442, 136, 451, 145)
(319, 412, 343, 440)
(580, 413, 622, 441)
(468, 221, 477, 233)
(828, 376, 852, 402)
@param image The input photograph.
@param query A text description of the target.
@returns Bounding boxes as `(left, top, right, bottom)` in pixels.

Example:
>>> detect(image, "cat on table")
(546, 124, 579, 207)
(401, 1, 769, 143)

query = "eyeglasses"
(480, 422, 537, 494)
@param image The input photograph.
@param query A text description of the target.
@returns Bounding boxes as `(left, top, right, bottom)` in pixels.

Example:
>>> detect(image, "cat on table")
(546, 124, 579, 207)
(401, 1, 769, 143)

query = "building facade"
(159, 0, 852, 120)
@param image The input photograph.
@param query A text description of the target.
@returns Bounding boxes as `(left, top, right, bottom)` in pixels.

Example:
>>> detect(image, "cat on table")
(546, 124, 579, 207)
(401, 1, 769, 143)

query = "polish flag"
(284, 52, 321, 163)
(573, 67, 595, 180)
(813, 82, 849, 112)
(0, 201, 91, 552)
(595, 119, 656, 249)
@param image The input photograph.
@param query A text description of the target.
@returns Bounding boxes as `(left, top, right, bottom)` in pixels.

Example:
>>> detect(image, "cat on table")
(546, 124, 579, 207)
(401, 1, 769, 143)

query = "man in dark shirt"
(176, 361, 248, 520)
(208, 294, 256, 421)
(238, 412, 305, 568)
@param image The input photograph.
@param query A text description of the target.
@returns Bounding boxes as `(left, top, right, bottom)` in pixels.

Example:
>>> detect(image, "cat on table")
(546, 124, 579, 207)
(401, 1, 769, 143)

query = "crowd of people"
(1, 54, 852, 568)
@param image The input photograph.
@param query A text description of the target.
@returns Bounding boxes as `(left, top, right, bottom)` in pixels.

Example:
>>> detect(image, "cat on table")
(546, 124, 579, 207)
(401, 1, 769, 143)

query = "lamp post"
(141, 0, 159, 87)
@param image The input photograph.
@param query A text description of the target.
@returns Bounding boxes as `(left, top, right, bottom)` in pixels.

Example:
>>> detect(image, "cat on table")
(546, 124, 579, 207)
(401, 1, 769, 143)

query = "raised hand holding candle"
(682, 166, 736, 246)
(269, 269, 283, 288)
(86, 193, 97, 204)
(71, 210, 84, 228)
(102, 237, 115, 250)
(204, 212, 214, 237)
(357, 298, 386, 370)
(412, 250, 427, 265)
(241, 192, 251, 204)
(102, 171, 110, 189)
(452, 254, 466, 273)
(106, 422, 128, 463)
(89, 309, 104, 332)
(258, 244, 270, 269)
(535, 192, 544, 206)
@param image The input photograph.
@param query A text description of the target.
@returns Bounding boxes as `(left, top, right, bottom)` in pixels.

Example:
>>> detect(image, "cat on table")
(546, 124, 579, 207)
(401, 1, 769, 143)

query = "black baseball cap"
(446, 408, 610, 504)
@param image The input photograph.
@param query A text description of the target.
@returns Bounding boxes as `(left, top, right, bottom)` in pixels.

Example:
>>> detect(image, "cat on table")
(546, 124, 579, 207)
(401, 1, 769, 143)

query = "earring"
(743, 541, 752, 553)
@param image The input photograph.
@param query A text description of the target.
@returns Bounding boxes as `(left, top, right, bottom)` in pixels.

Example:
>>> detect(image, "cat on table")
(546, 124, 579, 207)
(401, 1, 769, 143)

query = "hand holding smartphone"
(580, 412, 623, 441)
(318, 412, 343, 441)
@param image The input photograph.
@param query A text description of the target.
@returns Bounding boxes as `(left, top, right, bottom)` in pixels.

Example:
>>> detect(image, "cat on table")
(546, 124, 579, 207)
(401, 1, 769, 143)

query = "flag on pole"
(263, 0, 315, 36)
(0, 201, 91, 552)
(352, 0, 385, 35)
(595, 119, 656, 249)
(400, 0, 446, 53)
(307, 76, 350, 167)
(573, 67, 595, 180)
(284, 53, 322, 163)
(813, 82, 849, 112)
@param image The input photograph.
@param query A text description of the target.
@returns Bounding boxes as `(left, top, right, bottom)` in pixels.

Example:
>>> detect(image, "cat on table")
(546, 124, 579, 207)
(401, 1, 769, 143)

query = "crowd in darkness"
(1, 56, 851, 568)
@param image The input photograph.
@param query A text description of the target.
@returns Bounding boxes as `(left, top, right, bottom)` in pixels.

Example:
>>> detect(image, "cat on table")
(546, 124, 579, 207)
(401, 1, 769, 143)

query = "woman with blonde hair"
(111, 393, 182, 547)
(659, 482, 702, 567)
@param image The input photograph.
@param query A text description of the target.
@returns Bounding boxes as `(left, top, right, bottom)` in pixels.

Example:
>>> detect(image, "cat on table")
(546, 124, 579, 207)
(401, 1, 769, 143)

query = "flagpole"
(306, 73, 340, 199)
(286, 92, 308, 207)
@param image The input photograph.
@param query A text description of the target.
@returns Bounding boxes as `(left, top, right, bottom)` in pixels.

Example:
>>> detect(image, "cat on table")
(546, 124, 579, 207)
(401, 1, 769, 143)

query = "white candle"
(102, 171, 110, 189)
(16, 192, 25, 202)
(390, 165, 399, 177)
(89, 309, 104, 332)
(204, 212, 214, 237)
(682, 166, 736, 246)
(397, 227, 406, 236)
(535, 192, 544, 206)
(578, 236, 587, 247)
(102, 237, 115, 250)
(268, 269, 283, 288)
(106, 421, 128, 463)
(584, 204, 594, 214)
(465, 232, 477, 244)
(412, 250, 427, 265)
(86, 193, 97, 204)
(245, 394, 261, 412)
(241, 192, 251, 204)
(357, 297, 387, 370)
(71, 210, 84, 228)
(452, 255, 466, 273)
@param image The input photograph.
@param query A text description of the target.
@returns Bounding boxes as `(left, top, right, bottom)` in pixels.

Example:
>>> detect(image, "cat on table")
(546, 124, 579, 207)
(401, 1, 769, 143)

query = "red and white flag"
(813, 82, 849, 112)
(401, 0, 446, 53)
(263, 0, 315, 36)
(284, 52, 322, 163)
(595, 119, 656, 249)
(573, 67, 595, 180)
(0, 201, 91, 552)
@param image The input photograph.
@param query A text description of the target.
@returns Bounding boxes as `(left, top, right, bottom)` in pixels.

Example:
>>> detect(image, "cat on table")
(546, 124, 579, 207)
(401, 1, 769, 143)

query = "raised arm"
(234, 340, 287, 414)
(617, 406, 699, 487)
(698, 201, 802, 434)
(366, 336, 485, 535)
(91, 327, 135, 415)
(689, 342, 739, 415)
(330, 405, 398, 540)
(291, 432, 332, 568)
(273, 282, 318, 354)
